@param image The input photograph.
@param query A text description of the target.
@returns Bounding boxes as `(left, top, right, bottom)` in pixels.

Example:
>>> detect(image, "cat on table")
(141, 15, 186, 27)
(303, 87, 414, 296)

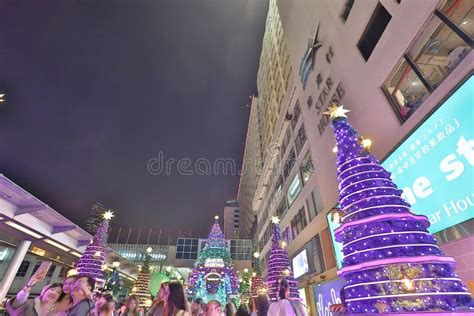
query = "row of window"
(16, 261, 60, 278)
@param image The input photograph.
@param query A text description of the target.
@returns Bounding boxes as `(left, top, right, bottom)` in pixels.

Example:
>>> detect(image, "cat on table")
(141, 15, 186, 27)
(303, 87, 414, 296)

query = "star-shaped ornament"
(253, 252, 260, 258)
(102, 210, 115, 220)
(271, 216, 280, 224)
(146, 247, 153, 253)
(324, 104, 350, 120)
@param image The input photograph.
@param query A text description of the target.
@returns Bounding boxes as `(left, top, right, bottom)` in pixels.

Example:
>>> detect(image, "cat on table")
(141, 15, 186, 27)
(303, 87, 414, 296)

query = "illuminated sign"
(313, 278, 345, 316)
(382, 75, 474, 233)
(327, 212, 344, 269)
(204, 258, 224, 268)
(293, 249, 309, 278)
(328, 76, 474, 268)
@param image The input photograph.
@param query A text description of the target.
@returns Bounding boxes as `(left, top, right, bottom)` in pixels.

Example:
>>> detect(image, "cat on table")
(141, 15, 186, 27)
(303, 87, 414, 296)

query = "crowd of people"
(6, 273, 308, 316)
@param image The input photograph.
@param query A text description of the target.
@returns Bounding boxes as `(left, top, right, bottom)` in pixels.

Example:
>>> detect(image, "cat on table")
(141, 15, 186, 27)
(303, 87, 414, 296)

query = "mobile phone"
(34, 261, 53, 281)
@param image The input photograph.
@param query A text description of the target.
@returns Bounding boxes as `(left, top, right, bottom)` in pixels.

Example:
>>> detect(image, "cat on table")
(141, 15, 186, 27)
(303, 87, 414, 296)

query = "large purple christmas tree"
(187, 216, 238, 305)
(266, 216, 299, 301)
(327, 104, 473, 313)
(77, 210, 114, 287)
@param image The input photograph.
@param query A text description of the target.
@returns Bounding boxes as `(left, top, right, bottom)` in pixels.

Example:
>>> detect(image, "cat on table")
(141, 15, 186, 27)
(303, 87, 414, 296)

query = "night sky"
(0, 0, 268, 239)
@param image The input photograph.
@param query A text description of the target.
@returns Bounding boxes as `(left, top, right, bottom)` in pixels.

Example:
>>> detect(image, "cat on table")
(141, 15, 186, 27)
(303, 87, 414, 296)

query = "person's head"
(225, 301, 236, 316)
(62, 275, 77, 294)
(157, 282, 170, 301)
(71, 275, 95, 300)
(236, 304, 250, 316)
(167, 282, 187, 314)
(39, 283, 63, 303)
(125, 295, 139, 313)
(278, 277, 290, 300)
(256, 294, 269, 316)
(191, 297, 203, 312)
(204, 300, 221, 316)
(97, 294, 115, 314)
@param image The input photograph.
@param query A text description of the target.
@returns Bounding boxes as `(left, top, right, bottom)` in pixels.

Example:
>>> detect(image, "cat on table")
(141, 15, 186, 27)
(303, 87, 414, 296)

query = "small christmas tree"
(239, 268, 252, 304)
(326, 104, 473, 313)
(266, 216, 299, 301)
(77, 210, 114, 287)
(131, 247, 153, 307)
(251, 252, 265, 297)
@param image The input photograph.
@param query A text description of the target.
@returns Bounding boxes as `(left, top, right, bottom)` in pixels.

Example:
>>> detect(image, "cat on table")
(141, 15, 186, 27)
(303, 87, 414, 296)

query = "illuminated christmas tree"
(266, 216, 299, 301)
(131, 247, 153, 307)
(327, 104, 473, 313)
(251, 252, 265, 297)
(239, 268, 252, 304)
(77, 210, 114, 287)
(187, 216, 238, 305)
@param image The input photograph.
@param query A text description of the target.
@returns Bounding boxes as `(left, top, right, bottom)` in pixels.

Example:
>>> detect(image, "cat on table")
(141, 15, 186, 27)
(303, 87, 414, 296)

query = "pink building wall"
(441, 235, 474, 295)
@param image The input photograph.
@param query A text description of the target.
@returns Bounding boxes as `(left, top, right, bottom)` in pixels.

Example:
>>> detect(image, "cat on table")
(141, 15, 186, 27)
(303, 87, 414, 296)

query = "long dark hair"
(125, 294, 140, 314)
(167, 282, 187, 315)
(256, 294, 269, 316)
(99, 294, 115, 314)
(278, 277, 289, 300)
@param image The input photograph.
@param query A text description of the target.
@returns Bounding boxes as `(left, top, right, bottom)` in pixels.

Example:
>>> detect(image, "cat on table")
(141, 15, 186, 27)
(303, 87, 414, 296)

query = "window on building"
(306, 188, 324, 221)
(283, 149, 296, 179)
(340, 0, 355, 23)
(276, 197, 287, 218)
(295, 124, 307, 155)
(291, 207, 308, 239)
(383, 3, 472, 122)
(300, 151, 314, 185)
(383, 59, 430, 120)
(440, 0, 473, 37)
(16, 261, 30, 277)
(31, 263, 41, 275)
(410, 16, 472, 89)
(47, 265, 56, 278)
(291, 101, 301, 130)
(176, 238, 199, 260)
(280, 128, 292, 160)
(311, 234, 326, 275)
(287, 173, 302, 207)
(357, 3, 392, 61)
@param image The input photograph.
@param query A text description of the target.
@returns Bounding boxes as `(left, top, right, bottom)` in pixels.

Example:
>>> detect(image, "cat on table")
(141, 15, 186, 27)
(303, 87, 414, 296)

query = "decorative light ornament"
(66, 268, 78, 277)
(0, 94, 5, 102)
(102, 210, 115, 220)
(146, 247, 153, 253)
(330, 207, 343, 224)
(215, 215, 219, 220)
(324, 103, 351, 120)
(280, 240, 287, 248)
(94, 251, 101, 257)
(271, 216, 280, 224)
(102, 263, 108, 271)
(253, 251, 260, 258)
(360, 137, 373, 151)
(332, 145, 338, 153)
(402, 277, 415, 291)
(283, 268, 291, 276)
(243, 268, 249, 273)
(112, 260, 120, 268)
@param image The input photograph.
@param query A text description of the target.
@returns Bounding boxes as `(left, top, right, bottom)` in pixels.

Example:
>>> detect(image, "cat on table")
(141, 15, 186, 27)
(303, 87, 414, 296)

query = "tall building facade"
(244, 0, 473, 314)
(237, 96, 262, 240)
(223, 200, 240, 239)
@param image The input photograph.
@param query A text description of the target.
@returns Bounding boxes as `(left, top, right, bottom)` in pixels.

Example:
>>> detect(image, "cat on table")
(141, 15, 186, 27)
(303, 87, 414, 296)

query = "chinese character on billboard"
(328, 75, 474, 269)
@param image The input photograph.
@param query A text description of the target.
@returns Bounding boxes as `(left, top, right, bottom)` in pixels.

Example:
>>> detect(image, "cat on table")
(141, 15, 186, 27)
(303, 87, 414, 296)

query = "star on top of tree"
(253, 251, 260, 258)
(102, 210, 115, 220)
(146, 247, 153, 253)
(324, 104, 351, 120)
(271, 216, 280, 224)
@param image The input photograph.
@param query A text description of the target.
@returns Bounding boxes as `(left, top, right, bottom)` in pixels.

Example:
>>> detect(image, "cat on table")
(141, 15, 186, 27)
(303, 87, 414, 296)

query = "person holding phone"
(6, 266, 64, 316)
(67, 275, 95, 316)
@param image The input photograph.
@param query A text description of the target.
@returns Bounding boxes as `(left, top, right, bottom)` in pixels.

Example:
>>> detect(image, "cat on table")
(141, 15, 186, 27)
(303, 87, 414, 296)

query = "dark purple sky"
(0, 0, 268, 239)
